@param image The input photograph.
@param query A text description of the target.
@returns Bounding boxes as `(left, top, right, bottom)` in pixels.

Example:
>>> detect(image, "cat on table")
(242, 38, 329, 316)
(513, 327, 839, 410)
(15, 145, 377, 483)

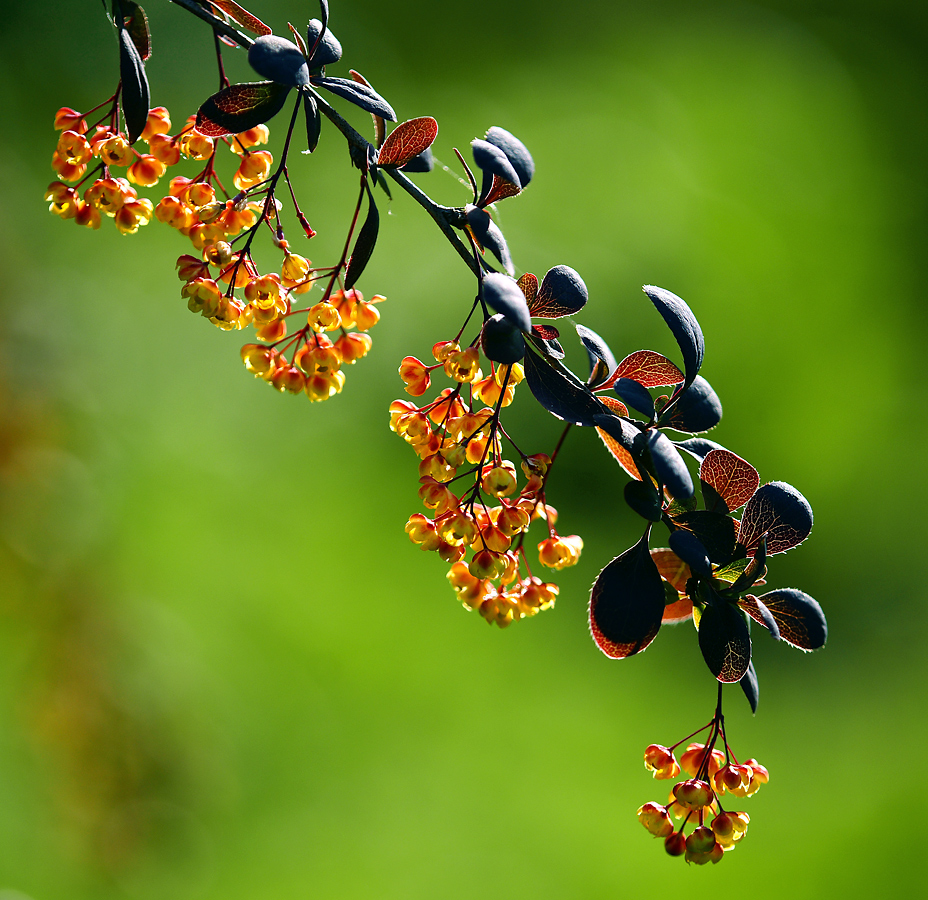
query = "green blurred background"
(0, 0, 925, 896)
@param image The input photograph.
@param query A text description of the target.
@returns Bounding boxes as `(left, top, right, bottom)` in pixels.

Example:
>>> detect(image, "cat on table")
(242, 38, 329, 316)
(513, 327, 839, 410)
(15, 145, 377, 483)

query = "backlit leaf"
(589, 530, 665, 658)
(209, 0, 272, 35)
(344, 184, 379, 289)
(530, 265, 588, 318)
(739, 595, 781, 640)
(532, 324, 560, 340)
(651, 548, 691, 594)
(121, 0, 151, 60)
(699, 448, 759, 514)
(594, 399, 638, 479)
(378, 117, 438, 167)
(753, 589, 827, 650)
(517, 273, 538, 305)
(472, 139, 521, 206)
(197, 81, 290, 136)
(606, 350, 684, 389)
(675, 437, 726, 464)
(698, 600, 751, 683)
(642, 285, 704, 389)
(738, 482, 813, 555)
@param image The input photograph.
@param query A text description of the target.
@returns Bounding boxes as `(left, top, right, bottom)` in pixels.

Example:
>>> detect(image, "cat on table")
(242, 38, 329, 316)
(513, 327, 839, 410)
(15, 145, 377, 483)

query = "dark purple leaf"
(613, 377, 655, 419)
(482, 273, 531, 332)
(523, 345, 606, 426)
(312, 76, 396, 121)
(531, 265, 588, 318)
(593, 410, 640, 457)
(753, 589, 827, 650)
(466, 207, 513, 275)
(303, 91, 320, 151)
(698, 600, 751, 683)
(643, 285, 705, 389)
(738, 482, 813, 556)
(740, 661, 759, 713)
(196, 81, 290, 137)
(118, 24, 150, 143)
(729, 535, 767, 592)
(589, 530, 665, 658)
(675, 438, 726, 464)
(668, 529, 712, 578)
(344, 185, 378, 289)
(248, 35, 310, 87)
(576, 324, 617, 387)
(306, 16, 341, 67)
(481, 314, 525, 364)
(624, 480, 663, 522)
(671, 511, 737, 564)
(472, 139, 521, 206)
(484, 126, 534, 189)
(646, 430, 694, 500)
(660, 375, 722, 434)
(400, 147, 434, 173)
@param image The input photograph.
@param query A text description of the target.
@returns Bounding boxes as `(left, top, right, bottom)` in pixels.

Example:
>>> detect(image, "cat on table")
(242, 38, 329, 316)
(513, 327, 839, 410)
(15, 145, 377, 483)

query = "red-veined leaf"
(532, 324, 560, 340)
(122, 1, 151, 60)
(196, 81, 290, 136)
(651, 548, 694, 623)
(208, 0, 272, 35)
(595, 396, 637, 479)
(698, 601, 751, 683)
(699, 448, 759, 513)
(517, 272, 538, 305)
(529, 265, 588, 318)
(738, 481, 813, 555)
(751, 589, 826, 650)
(378, 117, 438, 167)
(604, 350, 684, 389)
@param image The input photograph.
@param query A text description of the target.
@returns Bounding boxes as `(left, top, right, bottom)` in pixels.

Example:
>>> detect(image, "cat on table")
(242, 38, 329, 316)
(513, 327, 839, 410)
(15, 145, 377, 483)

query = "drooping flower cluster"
(637, 725, 768, 865)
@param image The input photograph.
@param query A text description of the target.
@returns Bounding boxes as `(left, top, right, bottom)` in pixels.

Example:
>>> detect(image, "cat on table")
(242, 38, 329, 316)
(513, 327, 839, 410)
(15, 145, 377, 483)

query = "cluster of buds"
(637, 738, 768, 864)
(392, 342, 583, 627)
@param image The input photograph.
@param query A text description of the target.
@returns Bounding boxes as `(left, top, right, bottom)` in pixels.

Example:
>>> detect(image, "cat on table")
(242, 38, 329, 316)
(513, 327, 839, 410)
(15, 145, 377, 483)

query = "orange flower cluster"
(637, 740, 768, 864)
(392, 342, 583, 627)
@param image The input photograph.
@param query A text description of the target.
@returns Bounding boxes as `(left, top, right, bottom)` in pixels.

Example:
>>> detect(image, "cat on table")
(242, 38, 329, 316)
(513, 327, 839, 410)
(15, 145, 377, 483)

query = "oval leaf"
(609, 350, 685, 389)
(303, 91, 321, 151)
(466, 207, 514, 275)
(613, 377, 655, 419)
(754, 588, 827, 650)
(517, 272, 538, 305)
(248, 35, 310, 87)
(122, 0, 152, 60)
(738, 481, 813, 555)
(738, 595, 781, 640)
(651, 548, 694, 623)
(312, 76, 396, 121)
(306, 17, 342, 67)
(484, 126, 534, 189)
(699, 448, 759, 514)
(698, 600, 752, 683)
(594, 400, 639, 480)
(197, 81, 291, 136)
(660, 375, 722, 434)
(668, 529, 712, 578)
(642, 285, 705, 389)
(671, 510, 737, 565)
(576, 324, 617, 386)
(481, 314, 525, 364)
(378, 117, 438, 167)
(645, 430, 694, 500)
(624, 480, 663, 522)
(531, 265, 588, 318)
(589, 531, 665, 658)
(482, 273, 532, 332)
(675, 437, 727, 464)
(400, 147, 434, 173)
